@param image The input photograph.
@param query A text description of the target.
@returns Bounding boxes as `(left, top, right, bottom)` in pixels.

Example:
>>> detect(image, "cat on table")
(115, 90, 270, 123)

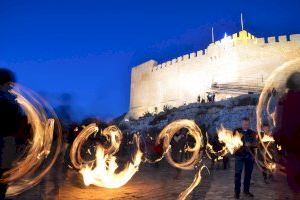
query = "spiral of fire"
(70, 124, 143, 188)
(0, 84, 62, 197)
(154, 119, 208, 200)
(70, 119, 208, 199)
(155, 119, 204, 170)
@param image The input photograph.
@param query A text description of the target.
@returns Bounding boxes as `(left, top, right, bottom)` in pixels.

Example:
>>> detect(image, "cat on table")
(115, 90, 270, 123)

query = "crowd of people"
(0, 68, 300, 199)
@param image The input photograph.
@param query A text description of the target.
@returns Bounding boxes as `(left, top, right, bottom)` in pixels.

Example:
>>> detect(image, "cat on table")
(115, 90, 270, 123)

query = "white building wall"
(129, 31, 300, 119)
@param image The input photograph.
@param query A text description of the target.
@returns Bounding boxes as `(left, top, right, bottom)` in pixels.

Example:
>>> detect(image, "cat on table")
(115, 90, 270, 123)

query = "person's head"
(286, 72, 300, 91)
(241, 117, 250, 130)
(0, 68, 16, 87)
(262, 122, 270, 133)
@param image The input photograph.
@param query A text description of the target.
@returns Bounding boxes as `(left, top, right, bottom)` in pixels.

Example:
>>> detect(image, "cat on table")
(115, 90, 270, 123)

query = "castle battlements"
(129, 28, 300, 119)
(132, 31, 300, 74)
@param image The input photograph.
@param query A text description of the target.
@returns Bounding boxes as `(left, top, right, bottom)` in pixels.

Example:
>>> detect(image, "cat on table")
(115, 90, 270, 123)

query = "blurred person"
(233, 117, 257, 199)
(209, 135, 222, 169)
(273, 72, 300, 193)
(171, 129, 188, 179)
(63, 123, 81, 169)
(259, 123, 274, 184)
(223, 155, 230, 170)
(0, 68, 30, 199)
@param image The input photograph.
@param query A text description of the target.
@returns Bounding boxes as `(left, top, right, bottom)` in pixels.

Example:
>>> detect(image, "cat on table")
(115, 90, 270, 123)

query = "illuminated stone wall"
(129, 30, 300, 119)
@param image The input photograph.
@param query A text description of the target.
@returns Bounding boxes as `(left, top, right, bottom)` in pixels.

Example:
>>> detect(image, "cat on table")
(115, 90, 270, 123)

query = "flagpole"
(241, 13, 244, 30)
(212, 27, 215, 43)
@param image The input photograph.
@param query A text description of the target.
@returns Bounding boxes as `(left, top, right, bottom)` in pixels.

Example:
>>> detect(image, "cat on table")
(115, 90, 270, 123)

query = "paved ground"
(205, 161, 299, 200)
(10, 158, 299, 200)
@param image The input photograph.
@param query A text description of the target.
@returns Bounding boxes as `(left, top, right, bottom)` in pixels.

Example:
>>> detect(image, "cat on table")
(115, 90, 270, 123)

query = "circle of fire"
(71, 120, 208, 200)
(70, 124, 143, 188)
(154, 119, 207, 200)
(256, 58, 300, 172)
(0, 84, 62, 197)
(156, 119, 204, 170)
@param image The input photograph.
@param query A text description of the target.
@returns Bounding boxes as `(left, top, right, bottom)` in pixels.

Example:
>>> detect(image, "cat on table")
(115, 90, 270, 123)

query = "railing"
(211, 82, 263, 94)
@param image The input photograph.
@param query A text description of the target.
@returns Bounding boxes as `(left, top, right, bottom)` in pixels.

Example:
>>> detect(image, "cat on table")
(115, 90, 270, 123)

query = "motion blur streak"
(70, 124, 143, 188)
(156, 119, 204, 170)
(1, 84, 62, 197)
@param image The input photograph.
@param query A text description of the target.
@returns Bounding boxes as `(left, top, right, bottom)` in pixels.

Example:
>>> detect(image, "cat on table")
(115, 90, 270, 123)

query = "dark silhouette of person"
(273, 72, 300, 192)
(0, 68, 29, 199)
(207, 92, 216, 103)
(233, 117, 257, 199)
(197, 95, 201, 103)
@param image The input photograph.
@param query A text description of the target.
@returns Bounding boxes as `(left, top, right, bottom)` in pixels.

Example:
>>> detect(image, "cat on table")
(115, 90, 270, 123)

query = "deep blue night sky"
(1, 0, 300, 121)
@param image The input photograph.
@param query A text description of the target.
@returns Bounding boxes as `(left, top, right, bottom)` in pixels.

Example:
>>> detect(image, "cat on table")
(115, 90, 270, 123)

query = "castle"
(128, 28, 300, 119)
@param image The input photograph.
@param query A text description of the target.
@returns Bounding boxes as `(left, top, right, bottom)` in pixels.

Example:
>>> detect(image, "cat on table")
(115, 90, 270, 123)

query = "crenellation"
(256, 38, 264, 44)
(183, 54, 190, 61)
(278, 35, 288, 42)
(190, 52, 196, 58)
(129, 30, 300, 118)
(290, 34, 300, 41)
(177, 56, 183, 62)
(197, 50, 203, 56)
(232, 33, 238, 40)
(267, 36, 276, 43)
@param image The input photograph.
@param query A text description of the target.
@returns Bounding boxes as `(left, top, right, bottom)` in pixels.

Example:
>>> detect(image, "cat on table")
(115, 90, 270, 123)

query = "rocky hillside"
(117, 94, 259, 136)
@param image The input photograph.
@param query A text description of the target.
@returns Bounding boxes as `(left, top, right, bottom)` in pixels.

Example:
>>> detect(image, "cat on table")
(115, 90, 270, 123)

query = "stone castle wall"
(129, 30, 300, 119)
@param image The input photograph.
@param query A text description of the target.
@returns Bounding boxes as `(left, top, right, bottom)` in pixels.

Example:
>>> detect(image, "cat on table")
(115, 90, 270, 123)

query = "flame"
(155, 119, 206, 199)
(178, 166, 208, 200)
(156, 119, 204, 170)
(277, 145, 282, 151)
(71, 120, 207, 199)
(255, 133, 277, 173)
(261, 134, 275, 143)
(205, 126, 243, 160)
(217, 126, 243, 155)
(0, 84, 62, 197)
(70, 124, 143, 188)
(80, 136, 142, 188)
(256, 59, 300, 174)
